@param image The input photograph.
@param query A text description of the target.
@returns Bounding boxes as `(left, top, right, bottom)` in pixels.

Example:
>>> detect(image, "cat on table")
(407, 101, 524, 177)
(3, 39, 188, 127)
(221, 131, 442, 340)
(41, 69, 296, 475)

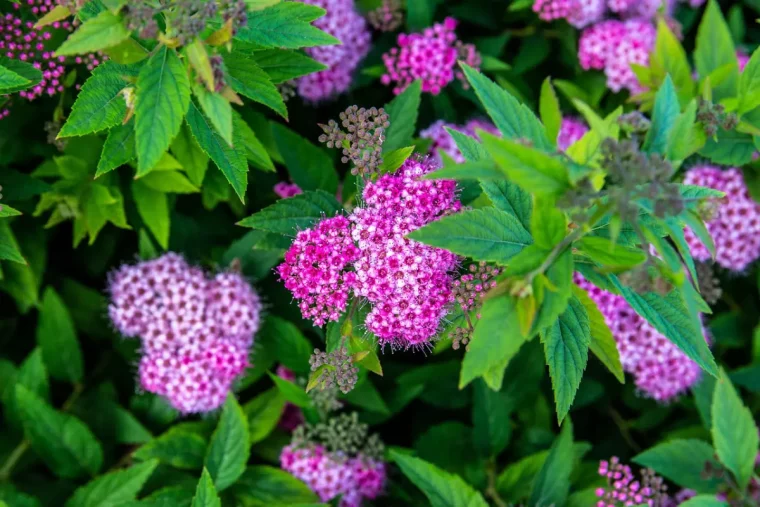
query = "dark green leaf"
(268, 372, 311, 408)
(236, 2, 340, 49)
(96, 119, 136, 177)
(383, 81, 422, 153)
(572, 285, 624, 383)
(633, 439, 722, 492)
(472, 380, 512, 457)
(260, 316, 311, 374)
(64, 459, 159, 507)
(252, 49, 326, 83)
(36, 287, 84, 383)
(237, 190, 341, 236)
(243, 388, 286, 445)
(132, 181, 170, 250)
(228, 466, 319, 505)
(224, 53, 287, 119)
(271, 123, 337, 193)
(204, 395, 249, 490)
(529, 420, 573, 507)
(0, 56, 42, 94)
(193, 85, 232, 146)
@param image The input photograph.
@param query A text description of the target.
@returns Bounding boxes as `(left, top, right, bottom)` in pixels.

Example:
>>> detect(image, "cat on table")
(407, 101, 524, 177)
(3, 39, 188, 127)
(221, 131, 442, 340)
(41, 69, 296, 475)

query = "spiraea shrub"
(2, 0, 760, 506)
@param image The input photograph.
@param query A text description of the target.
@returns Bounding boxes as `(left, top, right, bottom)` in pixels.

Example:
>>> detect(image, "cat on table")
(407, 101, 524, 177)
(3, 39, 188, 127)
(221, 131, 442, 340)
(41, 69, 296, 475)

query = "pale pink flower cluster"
(381, 17, 480, 95)
(108, 253, 262, 413)
(296, 0, 371, 102)
(557, 117, 589, 151)
(683, 166, 760, 272)
(578, 19, 656, 93)
(575, 275, 704, 402)
(1, 1, 101, 118)
(280, 445, 385, 507)
(276, 365, 305, 432)
(274, 182, 303, 199)
(278, 157, 461, 348)
(420, 118, 499, 164)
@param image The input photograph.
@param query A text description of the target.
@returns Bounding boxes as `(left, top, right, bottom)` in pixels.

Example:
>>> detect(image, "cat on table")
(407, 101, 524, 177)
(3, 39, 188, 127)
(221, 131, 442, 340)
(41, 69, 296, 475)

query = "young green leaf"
(529, 420, 574, 507)
(204, 395, 249, 491)
(237, 189, 342, 236)
(379, 146, 415, 174)
(529, 249, 574, 337)
(133, 425, 208, 470)
(235, 2, 340, 49)
(224, 52, 287, 118)
(135, 46, 191, 176)
(531, 197, 566, 249)
(268, 372, 311, 407)
(65, 459, 159, 507)
(666, 100, 703, 163)
(711, 369, 759, 490)
(694, 0, 739, 101)
(132, 181, 170, 249)
(271, 123, 338, 193)
(383, 81, 422, 153)
(633, 439, 722, 493)
(572, 285, 624, 383)
(643, 75, 680, 154)
(54, 10, 130, 57)
(252, 49, 327, 83)
(390, 450, 489, 507)
(191, 468, 221, 507)
(739, 47, 760, 113)
(650, 19, 694, 104)
(576, 237, 647, 271)
(36, 287, 84, 384)
(539, 78, 562, 144)
(243, 388, 286, 445)
(138, 171, 199, 194)
(192, 84, 232, 146)
(96, 120, 136, 177)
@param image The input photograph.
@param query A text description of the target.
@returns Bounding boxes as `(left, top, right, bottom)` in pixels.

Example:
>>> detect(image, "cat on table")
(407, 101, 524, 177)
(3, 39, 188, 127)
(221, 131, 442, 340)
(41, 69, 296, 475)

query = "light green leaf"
(380, 146, 415, 174)
(96, 119, 136, 177)
(530, 249, 574, 337)
(139, 171, 198, 193)
(225, 52, 287, 119)
(135, 46, 191, 176)
(0, 56, 42, 94)
(237, 189, 342, 236)
(133, 425, 208, 470)
(643, 75, 680, 154)
(447, 128, 489, 162)
(36, 287, 84, 384)
(243, 388, 286, 445)
(633, 439, 722, 492)
(0, 62, 30, 93)
(539, 78, 561, 145)
(15, 384, 103, 479)
(529, 420, 573, 507)
(650, 19, 694, 104)
(235, 2, 340, 49)
(572, 285, 624, 383)
(271, 123, 337, 193)
(424, 160, 503, 181)
(667, 100, 702, 163)
(204, 395, 249, 491)
(699, 128, 755, 166)
(193, 84, 232, 146)
(228, 466, 319, 505)
(0, 221, 26, 264)
(268, 372, 311, 408)
(739, 47, 760, 113)
(55, 10, 130, 56)
(531, 196, 565, 249)
(694, 0, 739, 101)
(383, 81, 422, 153)
(191, 468, 220, 507)
(252, 49, 326, 83)
(171, 123, 209, 186)
(408, 208, 532, 265)
(711, 369, 759, 490)
(391, 450, 489, 507)
(679, 496, 728, 507)
(576, 236, 647, 271)
(64, 459, 158, 507)
(132, 181, 170, 249)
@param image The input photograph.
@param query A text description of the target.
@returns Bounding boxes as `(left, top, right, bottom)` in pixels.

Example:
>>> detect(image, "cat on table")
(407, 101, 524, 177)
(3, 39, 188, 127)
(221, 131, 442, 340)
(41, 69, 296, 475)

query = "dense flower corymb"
(108, 253, 262, 413)
(683, 165, 760, 272)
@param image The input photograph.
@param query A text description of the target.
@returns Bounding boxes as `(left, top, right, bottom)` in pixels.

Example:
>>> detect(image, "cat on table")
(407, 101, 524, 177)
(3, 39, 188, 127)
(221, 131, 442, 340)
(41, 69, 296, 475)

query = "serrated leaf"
(243, 387, 286, 445)
(234, 112, 274, 172)
(711, 369, 759, 490)
(539, 78, 561, 144)
(225, 52, 287, 119)
(391, 450, 489, 507)
(34, 4, 72, 29)
(0, 56, 42, 94)
(271, 123, 338, 193)
(529, 420, 573, 507)
(193, 84, 232, 146)
(64, 459, 158, 507)
(408, 208, 532, 265)
(191, 468, 220, 507)
(185, 102, 248, 201)
(132, 181, 170, 249)
(253, 49, 326, 83)
(695, 0, 739, 101)
(480, 180, 532, 231)
(228, 466, 319, 505)
(204, 395, 249, 491)
(186, 39, 214, 91)
(0, 62, 30, 93)
(15, 384, 103, 478)
(235, 2, 340, 49)
(572, 285, 624, 383)
(238, 189, 341, 236)
(633, 439, 722, 493)
(133, 426, 208, 470)
(36, 287, 84, 384)
(383, 80, 422, 153)
(96, 119, 136, 177)
(530, 249, 574, 337)
(59, 62, 133, 138)
(135, 46, 191, 175)
(447, 128, 489, 162)
(268, 372, 311, 408)
(55, 10, 130, 56)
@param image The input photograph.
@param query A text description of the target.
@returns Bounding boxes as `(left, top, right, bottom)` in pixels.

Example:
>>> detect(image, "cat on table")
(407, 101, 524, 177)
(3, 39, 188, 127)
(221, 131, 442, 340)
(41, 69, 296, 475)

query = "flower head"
(557, 117, 589, 151)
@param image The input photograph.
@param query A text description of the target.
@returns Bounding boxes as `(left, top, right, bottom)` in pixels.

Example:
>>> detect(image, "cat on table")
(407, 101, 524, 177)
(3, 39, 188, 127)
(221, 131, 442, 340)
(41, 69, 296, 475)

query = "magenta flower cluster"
(273, 182, 303, 199)
(108, 253, 262, 413)
(557, 117, 589, 151)
(1, 1, 101, 119)
(532, 0, 667, 29)
(277, 157, 461, 348)
(280, 445, 386, 507)
(575, 275, 705, 402)
(683, 165, 760, 272)
(420, 119, 499, 164)
(381, 17, 481, 95)
(296, 0, 371, 102)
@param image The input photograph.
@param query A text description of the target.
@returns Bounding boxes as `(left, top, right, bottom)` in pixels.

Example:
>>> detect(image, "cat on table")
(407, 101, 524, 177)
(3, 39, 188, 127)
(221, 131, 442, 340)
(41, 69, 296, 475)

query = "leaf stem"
(607, 407, 641, 453)
(485, 459, 507, 507)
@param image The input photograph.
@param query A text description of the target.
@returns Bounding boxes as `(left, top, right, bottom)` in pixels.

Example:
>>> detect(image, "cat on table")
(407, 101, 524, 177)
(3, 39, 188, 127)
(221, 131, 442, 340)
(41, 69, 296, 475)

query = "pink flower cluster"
(575, 275, 705, 402)
(277, 157, 461, 348)
(280, 445, 385, 507)
(420, 118, 499, 164)
(578, 19, 656, 93)
(1, 1, 101, 118)
(557, 117, 589, 151)
(276, 365, 305, 431)
(274, 182, 303, 199)
(596, 457, 670, 506)
(296, 0, 371, 102)
(533, 0, 666, 29)
(108, 253, 262, 413)
(381, 17, 480, 95)
(683, 166, 760, 272)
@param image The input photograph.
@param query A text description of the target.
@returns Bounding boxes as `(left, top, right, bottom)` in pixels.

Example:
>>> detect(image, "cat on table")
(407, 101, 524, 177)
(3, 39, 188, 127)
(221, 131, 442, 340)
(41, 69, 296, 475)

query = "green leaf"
(243, 388, 286, 445)
(191, 469, 220, 507)
(252, 49, 326, 83)
(55, 10, 130, 56)
(531, 196, 566, 249)
(643, 75, 680, 154)
(408, 208, 532, 265)
(380, 146, 415, 174)
(271, 123, 337, 193)
(96, 119, 136, 177)
(204, 395, 249, 491)
(572, 285, 624, 383)
(132, 181, 170, 249)
(460, 63, 551, 151)
(15, 384, 103, 478)
(650, 20, 694, 104)
(135, 46, 191, 176)
(171, 123, 208, 186)
(59, 62, 132, 138)
(711, 369, 759, 490)
(228, 466, 319, 505)
(139, 171, 198, 193)
(424, 160, 503, 181)
(694, 0, 739, 101)
(667, 100, 702, 163)
(699, 128, 755, 166)
(480, 180, 532, 231)
(530, 249, 574, 337)
(234, 112, 274, 172)
(633, 439, 722, 493)
(529, 420, 573, 507)
(238, 190, 341, 236)
(261, 316, 311, 373)
(268, 372, 311, 408)
(0, 56, 42, 94)
(472, 380, 512, 457)
(576, 237, 647, 271)
(679, 497, 728, 507)
(541, 296, 589, 423)
(383, 80, 422, 153)
(64, 459, 159, 507)
(36, 287, 84, 384)
(460, 296, 527, 388)
(539, 78, 561, 145)
(133, 425, 208, 470)
(481, 133, 569, 196)
(185, 102, 248, 201)
(193, 85, 232, 146)
(236, 2, 340, 49)
(224, 53, 287, 119)
(0, 221, 25, 264)
(0, 62, 31, 93)
(447, 128, 489, 162)
(390, 450, 489, 507)
(496, 443, 588, 500)
(739, 47, 760, 113)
